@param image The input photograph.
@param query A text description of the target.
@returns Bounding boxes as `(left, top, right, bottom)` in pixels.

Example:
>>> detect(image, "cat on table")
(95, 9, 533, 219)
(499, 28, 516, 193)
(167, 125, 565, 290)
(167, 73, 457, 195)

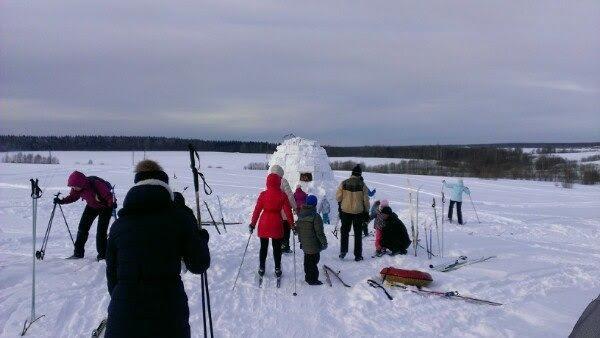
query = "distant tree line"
(0, 135, 277, 153)
(331, 155, 600, 186)
(2, 152, 59, 164)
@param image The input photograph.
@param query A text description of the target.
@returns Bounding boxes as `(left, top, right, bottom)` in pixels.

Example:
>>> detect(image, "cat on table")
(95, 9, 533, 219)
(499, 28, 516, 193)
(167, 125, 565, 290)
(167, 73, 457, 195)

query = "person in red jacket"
(250, 173, 295, 278)
(55, 171, 115, 260)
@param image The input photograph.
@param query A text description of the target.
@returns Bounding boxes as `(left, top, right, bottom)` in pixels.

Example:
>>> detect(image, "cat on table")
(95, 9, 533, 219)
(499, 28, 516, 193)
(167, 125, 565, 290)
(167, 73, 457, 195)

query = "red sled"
(380, 267, 433, 287)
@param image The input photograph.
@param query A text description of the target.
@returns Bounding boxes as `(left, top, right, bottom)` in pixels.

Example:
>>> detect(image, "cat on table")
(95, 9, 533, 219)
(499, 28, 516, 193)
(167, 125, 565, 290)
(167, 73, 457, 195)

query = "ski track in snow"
(0, 151, 599, 337)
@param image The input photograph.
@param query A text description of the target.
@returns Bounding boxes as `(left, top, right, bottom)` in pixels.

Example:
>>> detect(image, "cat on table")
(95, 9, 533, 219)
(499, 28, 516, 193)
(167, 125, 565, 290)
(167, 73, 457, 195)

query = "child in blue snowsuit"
(317, 196, 331, 224)
(443, 179, 471, 225)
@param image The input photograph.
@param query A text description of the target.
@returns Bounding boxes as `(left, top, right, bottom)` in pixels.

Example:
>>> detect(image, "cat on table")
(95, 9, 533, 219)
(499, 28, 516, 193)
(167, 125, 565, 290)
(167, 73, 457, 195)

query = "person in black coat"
(105, 160, 210, 338)
(380, 206, 411, 255)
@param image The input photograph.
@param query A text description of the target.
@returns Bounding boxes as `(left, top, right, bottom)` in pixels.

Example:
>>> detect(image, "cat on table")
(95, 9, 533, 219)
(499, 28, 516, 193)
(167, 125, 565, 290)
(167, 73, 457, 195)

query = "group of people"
(54, 161, 210, 337)
(52, 159, 472, 337)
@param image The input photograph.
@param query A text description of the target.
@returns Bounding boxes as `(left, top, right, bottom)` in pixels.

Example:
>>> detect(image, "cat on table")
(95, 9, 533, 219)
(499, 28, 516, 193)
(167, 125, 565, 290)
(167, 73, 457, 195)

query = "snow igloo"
(269, 137, 338, 219)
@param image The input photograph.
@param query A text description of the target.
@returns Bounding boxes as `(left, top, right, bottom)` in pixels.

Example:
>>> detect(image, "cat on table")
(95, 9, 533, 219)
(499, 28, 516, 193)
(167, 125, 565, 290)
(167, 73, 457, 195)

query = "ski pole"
(232, 232, 252, 290)
(468, 194, 481, 224)
(188, 144, 214, 338)
(292, 230, 297, 296)
(216, 195, 227, 233)
(22, 179, 45, 336)
(441, 184, 445, 258)
(203, 201, 221, 235)
(57, 203, 75, 245)
(432, 198, 440, 258)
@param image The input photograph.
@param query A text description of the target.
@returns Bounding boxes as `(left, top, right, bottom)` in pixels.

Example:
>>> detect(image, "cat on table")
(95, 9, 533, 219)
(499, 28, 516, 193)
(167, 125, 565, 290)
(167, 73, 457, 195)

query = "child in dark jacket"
(296, 195, 328, 285)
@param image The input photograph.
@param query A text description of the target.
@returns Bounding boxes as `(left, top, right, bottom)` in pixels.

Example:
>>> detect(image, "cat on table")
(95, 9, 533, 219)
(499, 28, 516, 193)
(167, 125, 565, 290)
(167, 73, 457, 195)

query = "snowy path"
(1, 151, 599, 337)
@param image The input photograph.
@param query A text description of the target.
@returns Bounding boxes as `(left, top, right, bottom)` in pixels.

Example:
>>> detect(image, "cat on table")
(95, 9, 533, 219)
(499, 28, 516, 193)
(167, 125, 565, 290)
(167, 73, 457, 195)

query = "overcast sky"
(1, 1, 599, 145)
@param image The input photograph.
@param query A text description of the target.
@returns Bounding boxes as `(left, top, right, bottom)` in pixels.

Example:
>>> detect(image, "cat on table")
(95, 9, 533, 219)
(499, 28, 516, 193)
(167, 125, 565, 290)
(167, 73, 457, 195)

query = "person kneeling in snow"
(250, 173, 295, 278)
(379, 206, 411, 255)
(105, 160, 210, 338)
(371, 199, 389, 257)
(55, 171, 116, 261)
(296, 195, 328, 285)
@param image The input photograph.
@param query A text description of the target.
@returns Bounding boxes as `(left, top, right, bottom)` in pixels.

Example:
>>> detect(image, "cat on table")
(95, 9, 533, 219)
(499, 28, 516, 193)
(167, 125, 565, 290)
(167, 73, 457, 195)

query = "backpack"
(87, 176, 115, 208)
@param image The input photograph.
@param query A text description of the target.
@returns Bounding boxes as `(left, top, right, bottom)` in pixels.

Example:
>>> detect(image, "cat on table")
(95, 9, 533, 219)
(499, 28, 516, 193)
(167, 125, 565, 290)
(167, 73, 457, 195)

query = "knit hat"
(134, 160, 169, 184)
(381, 206, 393, 215)
(306, 195, 318, 206)
(351, 164, 362, 176)
(380, 199, 389, 208)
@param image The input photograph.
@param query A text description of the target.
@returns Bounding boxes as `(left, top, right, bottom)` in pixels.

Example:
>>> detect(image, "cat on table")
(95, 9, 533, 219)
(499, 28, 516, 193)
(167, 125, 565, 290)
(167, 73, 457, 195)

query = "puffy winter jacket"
(251, 173, 295, 239)
(269, 165, 297, 210)
(381, 212, 411, 252)
(336, 175, 370, 215)
(105, 180, 210, 338)
(443, 179, 471, 202)
(294, 187, 308, 211)
(60, 171, 115, 209)
(296, 205, 327, 254)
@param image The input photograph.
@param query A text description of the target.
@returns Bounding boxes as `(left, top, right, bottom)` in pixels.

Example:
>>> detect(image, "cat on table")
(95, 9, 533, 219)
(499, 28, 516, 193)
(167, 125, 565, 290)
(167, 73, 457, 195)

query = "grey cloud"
(1, 0, 599, 145)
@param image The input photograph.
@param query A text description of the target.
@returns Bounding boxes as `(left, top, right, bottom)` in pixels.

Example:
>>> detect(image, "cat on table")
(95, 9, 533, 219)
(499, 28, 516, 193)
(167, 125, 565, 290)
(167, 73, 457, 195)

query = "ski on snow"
(91, 318, 107, 337)
(323, 265, 351, 287)
(387, 282, 502, 306)
(257, 274, 281, 288)
(430, 256, 496, 272)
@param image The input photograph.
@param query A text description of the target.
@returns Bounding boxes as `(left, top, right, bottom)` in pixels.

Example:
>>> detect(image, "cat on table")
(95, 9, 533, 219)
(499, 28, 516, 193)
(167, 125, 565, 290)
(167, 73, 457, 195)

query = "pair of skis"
(429, 256, 496, 272)
(323, 265, 351, 287)
(387, 282, 502, 306)
(258, 273, 282, 288)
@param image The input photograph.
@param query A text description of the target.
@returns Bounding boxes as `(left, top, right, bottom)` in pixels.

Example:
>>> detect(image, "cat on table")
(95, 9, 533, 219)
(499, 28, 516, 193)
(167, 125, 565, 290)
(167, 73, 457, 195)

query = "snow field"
(1, 151, 599, 337)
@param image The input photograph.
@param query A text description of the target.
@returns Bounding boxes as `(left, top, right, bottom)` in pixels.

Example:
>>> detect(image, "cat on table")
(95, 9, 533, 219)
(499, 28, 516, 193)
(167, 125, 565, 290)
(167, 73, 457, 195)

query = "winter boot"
(307, 280, 323, 286)
(66, 254, 83, 260)
(339, 252, 346, 260)
(375, 250, 385, 257)
(275, 268, 282, 278)
(96, 254, 106, 262)
(258, 268, 265, 277)
(354, 256, 364, 262)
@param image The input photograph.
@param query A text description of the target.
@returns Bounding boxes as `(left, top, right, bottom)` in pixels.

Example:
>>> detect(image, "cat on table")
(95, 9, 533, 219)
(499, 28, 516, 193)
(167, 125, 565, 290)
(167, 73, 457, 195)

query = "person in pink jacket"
(294, 185, 308, 213)
(55, 171, 115, 260)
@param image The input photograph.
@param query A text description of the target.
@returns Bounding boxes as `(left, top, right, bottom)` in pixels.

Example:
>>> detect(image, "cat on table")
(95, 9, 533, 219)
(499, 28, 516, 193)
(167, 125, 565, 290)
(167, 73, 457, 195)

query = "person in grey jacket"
(269, 165, 297, 253)
(296, 195, 327, 285)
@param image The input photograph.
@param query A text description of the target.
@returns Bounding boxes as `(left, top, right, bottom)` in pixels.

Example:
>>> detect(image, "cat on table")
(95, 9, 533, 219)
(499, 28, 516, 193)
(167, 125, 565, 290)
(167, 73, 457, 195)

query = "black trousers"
(448, 200, 463, 225)
(282, 221, 291, 250)
(362, 221, 369, 236)
(259, 238, 282, 270)
(74, 205, 112, 257)
(340, 213, 363, 258)
(304, 253, 320, 282)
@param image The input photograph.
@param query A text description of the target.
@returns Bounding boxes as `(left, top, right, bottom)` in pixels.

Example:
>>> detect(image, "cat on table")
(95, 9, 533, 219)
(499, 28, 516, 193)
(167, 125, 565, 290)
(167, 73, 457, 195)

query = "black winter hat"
(351, 164, 363, 176)
(381, 206, 393, 215)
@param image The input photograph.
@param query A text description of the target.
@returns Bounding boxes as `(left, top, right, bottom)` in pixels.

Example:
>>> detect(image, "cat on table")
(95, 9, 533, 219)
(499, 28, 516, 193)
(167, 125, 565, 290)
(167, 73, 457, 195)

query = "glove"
(53, 197, 62, 204)
(362, 212, 370, 222)
(321, 243, 328, 251)
(248, 224, 255, 234)
(442, 180, 446, 183)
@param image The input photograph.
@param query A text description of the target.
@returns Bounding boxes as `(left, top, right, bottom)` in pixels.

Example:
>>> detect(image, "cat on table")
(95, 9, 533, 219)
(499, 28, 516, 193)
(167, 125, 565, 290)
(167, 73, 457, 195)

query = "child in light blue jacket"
(443, 179, 470, 225)
(317, 196, 331, 224)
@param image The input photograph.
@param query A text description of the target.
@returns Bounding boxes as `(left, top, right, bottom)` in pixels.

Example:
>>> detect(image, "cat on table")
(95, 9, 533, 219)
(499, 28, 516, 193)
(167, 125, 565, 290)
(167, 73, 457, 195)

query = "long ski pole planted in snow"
(292, 231, 298, 296)
(441, 184, 445, 258)
(22, 179, 45, 336)
(232, 231, 252, 290)
(432, 198, 440, 258)
(468, 194, 481, 224)
(188, 144, 214, 338)
(216, 195, 227, 233)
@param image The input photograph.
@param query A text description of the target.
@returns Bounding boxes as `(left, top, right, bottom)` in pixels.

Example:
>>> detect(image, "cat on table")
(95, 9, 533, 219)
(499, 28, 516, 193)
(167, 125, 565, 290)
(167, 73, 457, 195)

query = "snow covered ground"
(1, 151, 599, 337)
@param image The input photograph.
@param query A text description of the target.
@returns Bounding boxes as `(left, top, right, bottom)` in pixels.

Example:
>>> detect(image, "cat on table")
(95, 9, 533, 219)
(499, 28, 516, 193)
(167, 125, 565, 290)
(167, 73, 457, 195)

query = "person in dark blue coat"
(105, 160, 210, 338)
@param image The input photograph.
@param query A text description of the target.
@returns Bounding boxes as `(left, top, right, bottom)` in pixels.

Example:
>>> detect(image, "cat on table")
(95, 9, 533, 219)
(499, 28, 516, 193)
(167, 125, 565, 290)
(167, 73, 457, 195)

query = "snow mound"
(269, 137, 337, 213)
